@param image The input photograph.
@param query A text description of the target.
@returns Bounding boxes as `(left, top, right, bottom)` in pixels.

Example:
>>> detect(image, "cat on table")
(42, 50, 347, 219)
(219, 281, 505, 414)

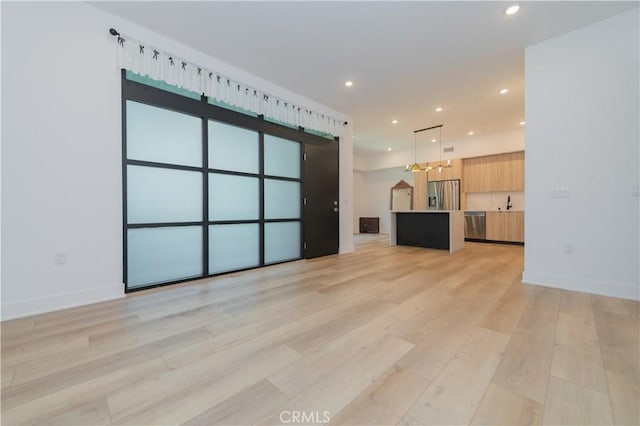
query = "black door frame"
(121, 71, 340, 292)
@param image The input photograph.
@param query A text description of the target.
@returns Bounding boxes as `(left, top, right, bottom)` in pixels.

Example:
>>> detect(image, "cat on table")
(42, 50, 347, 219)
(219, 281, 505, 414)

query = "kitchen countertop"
(393, 210, 524, 213)
(392, 210, 463, 213)
(392, 210, 525, 213)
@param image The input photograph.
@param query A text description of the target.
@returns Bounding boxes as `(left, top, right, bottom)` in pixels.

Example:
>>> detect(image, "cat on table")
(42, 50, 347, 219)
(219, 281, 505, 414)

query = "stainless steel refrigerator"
(427, 179, 460, 210)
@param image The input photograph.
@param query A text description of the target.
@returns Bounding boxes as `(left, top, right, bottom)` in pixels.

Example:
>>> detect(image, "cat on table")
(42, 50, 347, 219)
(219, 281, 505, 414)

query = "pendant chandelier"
(406, 132, 428, 172)
(405, 124, 452, 173)
(431, 125, 453, 173)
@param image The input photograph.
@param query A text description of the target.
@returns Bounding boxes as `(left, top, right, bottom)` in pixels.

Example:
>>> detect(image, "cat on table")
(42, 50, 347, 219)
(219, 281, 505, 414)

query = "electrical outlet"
(632, 185, 639, 198)
(54, 252, 66, 265)
(564, 244, 574, 254)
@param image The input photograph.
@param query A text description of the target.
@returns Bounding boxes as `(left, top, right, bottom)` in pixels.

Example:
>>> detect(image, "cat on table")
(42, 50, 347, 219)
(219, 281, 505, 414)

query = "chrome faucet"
(506, 195, 512, 210)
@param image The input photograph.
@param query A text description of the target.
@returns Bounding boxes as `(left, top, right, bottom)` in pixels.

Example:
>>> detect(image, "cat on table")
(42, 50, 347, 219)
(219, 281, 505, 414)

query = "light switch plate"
(551, 187, 570, 199)
(54, 252, 66, 265)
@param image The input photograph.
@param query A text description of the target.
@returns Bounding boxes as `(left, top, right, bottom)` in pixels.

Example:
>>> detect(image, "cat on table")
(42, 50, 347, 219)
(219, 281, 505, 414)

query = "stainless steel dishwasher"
(464, 211, 486, 240)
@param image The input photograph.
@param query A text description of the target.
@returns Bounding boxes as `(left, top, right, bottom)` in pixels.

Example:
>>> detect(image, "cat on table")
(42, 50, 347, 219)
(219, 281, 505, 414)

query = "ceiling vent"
(443, 146, 454, 153)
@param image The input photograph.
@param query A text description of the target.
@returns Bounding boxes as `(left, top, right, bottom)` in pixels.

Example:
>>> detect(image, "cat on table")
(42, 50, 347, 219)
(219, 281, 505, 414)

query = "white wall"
(353, 154, 367, 172)
(353, 171, 367, 232)
(523, 9, 639, 301)
(339, 133, 355, 253)
(355, 167, 413, 234)
(1, 2, 352, 320)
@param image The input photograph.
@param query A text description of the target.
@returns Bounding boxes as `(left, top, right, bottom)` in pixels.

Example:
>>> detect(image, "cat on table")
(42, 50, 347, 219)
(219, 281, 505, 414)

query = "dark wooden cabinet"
(396, 212, 450, 250)
(359, 217, 380, 234)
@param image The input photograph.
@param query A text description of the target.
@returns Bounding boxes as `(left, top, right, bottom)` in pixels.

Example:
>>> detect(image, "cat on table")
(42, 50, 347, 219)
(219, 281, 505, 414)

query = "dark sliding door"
(122, 71, 340, 292)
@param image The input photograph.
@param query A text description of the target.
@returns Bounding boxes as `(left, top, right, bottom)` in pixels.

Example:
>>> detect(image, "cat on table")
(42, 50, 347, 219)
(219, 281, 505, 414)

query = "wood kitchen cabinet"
(427, 158, 463, 182)
(463, 151, 524, 192)
(486, 211, 505, 241)
(462, 157, 483, 193)
(498, 152, 524, 191)
(486, 211, 524, 243)
(505, 211, 524, 242)
(413, 168, 428, 210)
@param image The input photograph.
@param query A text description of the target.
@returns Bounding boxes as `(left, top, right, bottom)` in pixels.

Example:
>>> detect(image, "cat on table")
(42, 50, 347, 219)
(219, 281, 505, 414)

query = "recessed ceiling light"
(499, 88, 509, 94)
(505, 5, 520, 15)
(435, 107, 443, 112)
(387, 147, 392, 151)
(392, 119, 398, 124)
(431, 138, 437, 143)
(345, 81, 353, 87)
(468, 131, 475, 136)
(520, 121, 526, 125)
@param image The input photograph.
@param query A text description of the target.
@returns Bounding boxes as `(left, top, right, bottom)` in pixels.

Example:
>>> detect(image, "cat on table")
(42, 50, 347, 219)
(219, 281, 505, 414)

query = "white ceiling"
(92, 1, 638, 154)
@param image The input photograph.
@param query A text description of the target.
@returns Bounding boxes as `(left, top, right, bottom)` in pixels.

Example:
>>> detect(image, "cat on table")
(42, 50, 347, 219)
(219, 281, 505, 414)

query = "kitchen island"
(390, 210, 465, 253)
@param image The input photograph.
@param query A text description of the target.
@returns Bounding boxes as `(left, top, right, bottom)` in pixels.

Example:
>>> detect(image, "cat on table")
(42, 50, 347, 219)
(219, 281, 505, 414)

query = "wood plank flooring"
(2, 235, 638, 425)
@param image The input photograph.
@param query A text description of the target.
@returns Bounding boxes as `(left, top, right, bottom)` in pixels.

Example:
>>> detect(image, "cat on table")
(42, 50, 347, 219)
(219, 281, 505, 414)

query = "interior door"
(303, 140, 339, 258)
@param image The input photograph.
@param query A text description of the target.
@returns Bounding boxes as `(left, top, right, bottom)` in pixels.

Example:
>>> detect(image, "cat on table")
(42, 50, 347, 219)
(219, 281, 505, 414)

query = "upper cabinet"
(427, 158, 463, 182)
(463, 151, 524, 192)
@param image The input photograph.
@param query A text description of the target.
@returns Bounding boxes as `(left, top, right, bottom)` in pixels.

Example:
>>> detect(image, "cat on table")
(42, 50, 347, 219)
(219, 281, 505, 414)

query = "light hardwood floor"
(2, 235, 638, 425)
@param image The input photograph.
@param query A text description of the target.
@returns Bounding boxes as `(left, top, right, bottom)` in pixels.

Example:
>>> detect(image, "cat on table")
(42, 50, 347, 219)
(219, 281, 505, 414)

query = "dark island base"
(396, 212, 450, 250)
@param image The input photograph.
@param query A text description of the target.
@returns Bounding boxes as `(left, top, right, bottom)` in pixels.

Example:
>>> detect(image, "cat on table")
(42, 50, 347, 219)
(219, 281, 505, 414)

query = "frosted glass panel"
(209, 174, 259, 221)
(264, 135, 301, 178)
(126, 101, 202, 166)
(264, 180, 300, 219)
(265, 222, 301, 263)
(127, 165, 202, 223)
(128, 226, 202, 288)
(209, 224, 260, 274)
(208, 121, 258, 173)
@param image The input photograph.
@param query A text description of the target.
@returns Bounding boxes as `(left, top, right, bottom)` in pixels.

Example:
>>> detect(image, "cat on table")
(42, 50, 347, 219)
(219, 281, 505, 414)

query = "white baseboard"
(1, 284, 125, 321)
(522, 270, 640, 301)
(339, 243, 355, 254)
